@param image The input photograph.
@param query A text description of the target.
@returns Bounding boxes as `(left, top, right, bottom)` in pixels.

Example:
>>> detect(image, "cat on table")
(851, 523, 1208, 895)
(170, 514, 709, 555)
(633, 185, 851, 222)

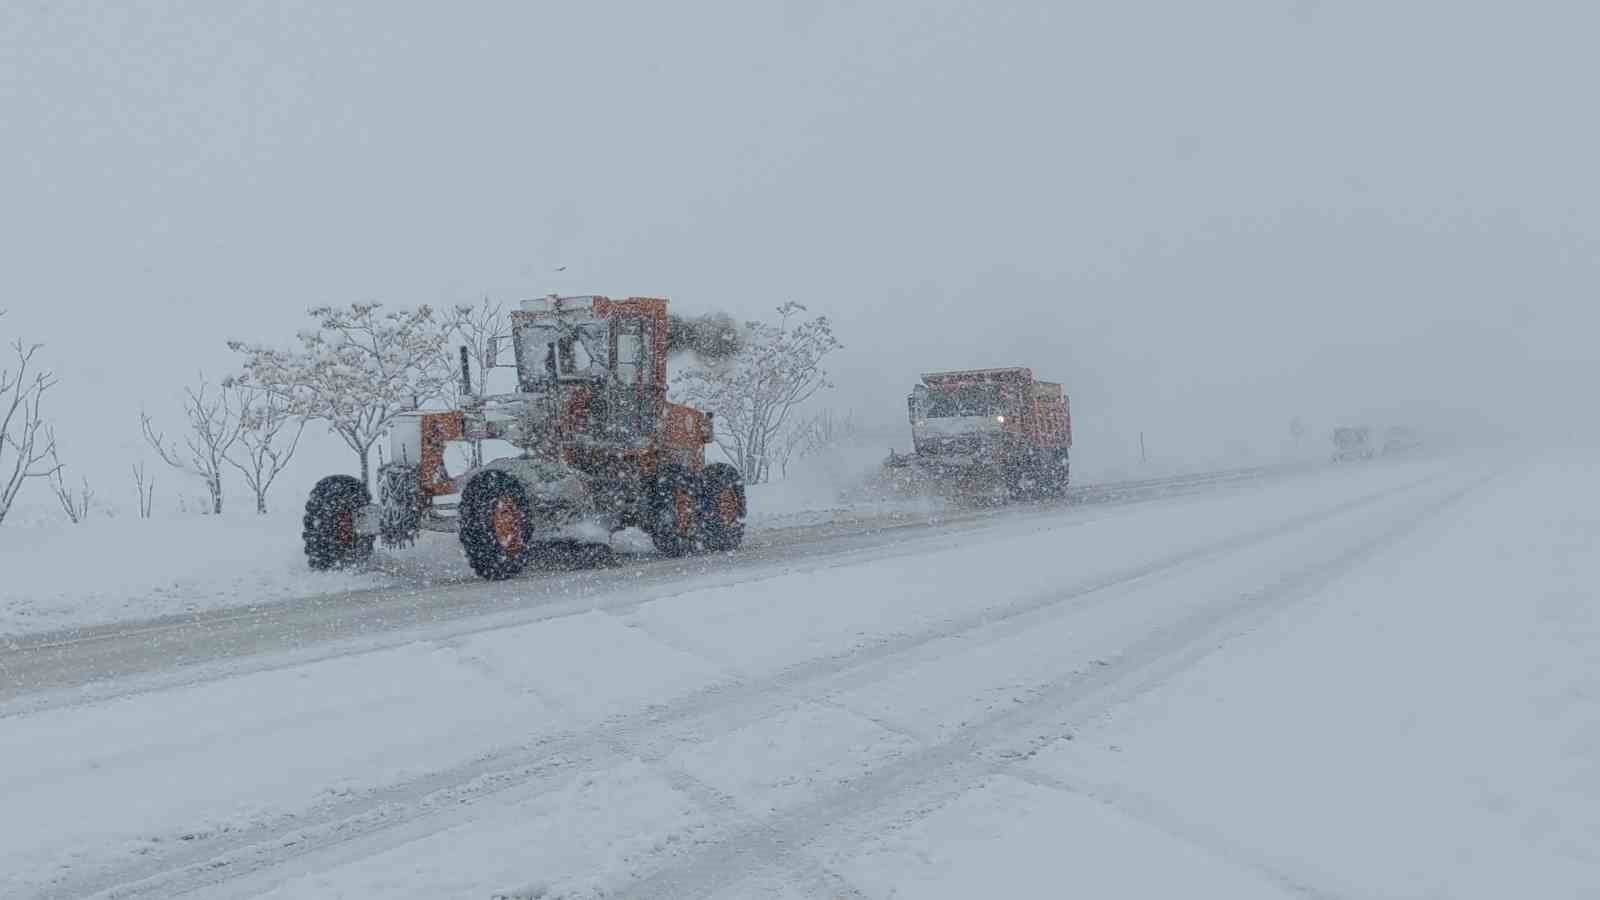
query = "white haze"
(3, 0, 1597, 509)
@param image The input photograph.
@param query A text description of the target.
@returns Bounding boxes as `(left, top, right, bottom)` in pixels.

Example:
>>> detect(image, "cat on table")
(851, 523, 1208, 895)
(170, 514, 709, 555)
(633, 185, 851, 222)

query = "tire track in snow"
(623, 471, 1497, 899)
(45, 470, 1457, 900)
(997, 767, 1354, 900)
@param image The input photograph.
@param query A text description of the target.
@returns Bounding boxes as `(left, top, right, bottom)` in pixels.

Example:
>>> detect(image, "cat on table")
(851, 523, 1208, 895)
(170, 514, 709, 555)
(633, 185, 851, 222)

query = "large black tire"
(649, 465, 701, 558)
(304, 475, 375, 570)
(458, 469, 533, 580)
(698, 462, 746, 552)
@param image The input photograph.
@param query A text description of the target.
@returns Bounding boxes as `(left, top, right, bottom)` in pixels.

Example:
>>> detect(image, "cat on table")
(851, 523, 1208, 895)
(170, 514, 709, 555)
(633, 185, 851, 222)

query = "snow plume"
(666, 311, 747, 362)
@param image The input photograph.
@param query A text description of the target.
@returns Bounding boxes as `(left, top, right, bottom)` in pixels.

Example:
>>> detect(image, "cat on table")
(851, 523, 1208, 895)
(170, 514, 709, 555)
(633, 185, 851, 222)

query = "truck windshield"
(924, 384, 1001, 417)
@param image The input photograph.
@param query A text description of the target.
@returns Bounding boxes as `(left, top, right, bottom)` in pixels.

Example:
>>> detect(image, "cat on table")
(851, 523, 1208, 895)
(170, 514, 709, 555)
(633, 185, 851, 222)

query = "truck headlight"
(995, 415, 1006, 424)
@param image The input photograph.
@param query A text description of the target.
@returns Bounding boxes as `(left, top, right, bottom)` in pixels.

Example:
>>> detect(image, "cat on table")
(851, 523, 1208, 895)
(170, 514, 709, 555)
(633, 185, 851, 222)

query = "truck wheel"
(1041, 451, 1070, 497)
(304, 475, 375, 570)
(650, 465, 700, 558)
(698, 462, 746, 552)
(1005, 461, 1037, 502)
(459, 470, 532, 580)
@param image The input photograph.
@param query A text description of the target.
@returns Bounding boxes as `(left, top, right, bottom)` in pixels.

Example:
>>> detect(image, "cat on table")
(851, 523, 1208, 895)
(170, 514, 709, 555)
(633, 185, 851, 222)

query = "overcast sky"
(4, 0, 1597, 505)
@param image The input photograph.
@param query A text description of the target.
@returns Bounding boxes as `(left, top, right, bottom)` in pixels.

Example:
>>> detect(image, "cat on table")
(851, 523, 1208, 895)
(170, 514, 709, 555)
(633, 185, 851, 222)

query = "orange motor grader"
(301, 295, 747, 579)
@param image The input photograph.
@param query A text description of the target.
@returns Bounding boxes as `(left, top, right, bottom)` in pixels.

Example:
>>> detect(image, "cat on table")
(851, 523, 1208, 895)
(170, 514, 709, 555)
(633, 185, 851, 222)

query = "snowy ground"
(5, 451, 1590, 898)
(0, 511, 388, 636)
(0, 445, 1306, 638)
(0, 454, 906, 637)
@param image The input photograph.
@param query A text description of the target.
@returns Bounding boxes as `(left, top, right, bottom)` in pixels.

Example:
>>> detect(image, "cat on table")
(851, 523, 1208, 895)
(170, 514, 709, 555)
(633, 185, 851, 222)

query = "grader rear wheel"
(698, 462, 746, 552)
(650, 466, 701, 558)
(303, 475, 375, 570)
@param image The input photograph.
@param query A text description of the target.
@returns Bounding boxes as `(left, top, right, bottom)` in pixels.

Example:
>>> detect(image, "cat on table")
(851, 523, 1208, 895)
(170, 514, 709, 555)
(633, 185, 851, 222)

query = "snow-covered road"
(6, 455, 1596, 898)
(0, 464, 1305, 708)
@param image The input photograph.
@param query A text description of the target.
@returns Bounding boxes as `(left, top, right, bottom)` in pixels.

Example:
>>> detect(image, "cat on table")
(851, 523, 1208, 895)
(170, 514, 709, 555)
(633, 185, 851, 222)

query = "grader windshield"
(515, 319, 611, 386)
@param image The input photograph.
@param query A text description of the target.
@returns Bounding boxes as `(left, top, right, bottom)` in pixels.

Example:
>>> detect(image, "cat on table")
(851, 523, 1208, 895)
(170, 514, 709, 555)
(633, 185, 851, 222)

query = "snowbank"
(746, 441, 950, 526)
(0, 510, 384, 637)
(1069, 437, 1331, 486)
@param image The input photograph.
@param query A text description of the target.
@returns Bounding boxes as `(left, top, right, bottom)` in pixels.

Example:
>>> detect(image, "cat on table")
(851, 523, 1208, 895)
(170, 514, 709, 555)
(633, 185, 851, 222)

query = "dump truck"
(885, 367, 1071, 498)
(301, 295, 747, 580)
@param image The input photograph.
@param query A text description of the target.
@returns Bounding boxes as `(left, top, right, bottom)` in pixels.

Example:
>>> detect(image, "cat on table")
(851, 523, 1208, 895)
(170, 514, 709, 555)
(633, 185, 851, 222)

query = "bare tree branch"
(1, 312, 61, 525)
(131, 461, 156, 519)
(44, 430, 93, 523)
(141, 374, 245, 515)
(776, 408, 860, 478)
(223, 383, 306, 513)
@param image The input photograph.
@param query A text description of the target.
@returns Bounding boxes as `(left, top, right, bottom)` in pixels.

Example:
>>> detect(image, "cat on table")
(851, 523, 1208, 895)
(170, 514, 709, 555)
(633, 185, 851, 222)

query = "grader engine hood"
(389, 410, 465, 497)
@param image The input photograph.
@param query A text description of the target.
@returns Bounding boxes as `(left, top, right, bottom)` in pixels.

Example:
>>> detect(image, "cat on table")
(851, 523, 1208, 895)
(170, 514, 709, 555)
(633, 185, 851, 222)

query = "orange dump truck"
(886, 367, 1071, 498)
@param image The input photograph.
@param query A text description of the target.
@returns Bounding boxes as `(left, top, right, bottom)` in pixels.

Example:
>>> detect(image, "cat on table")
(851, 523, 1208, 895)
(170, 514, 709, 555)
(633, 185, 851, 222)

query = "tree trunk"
(210, 474, 223, 515)
(357, 445, 371, 490)
(256, 490, 267, 514)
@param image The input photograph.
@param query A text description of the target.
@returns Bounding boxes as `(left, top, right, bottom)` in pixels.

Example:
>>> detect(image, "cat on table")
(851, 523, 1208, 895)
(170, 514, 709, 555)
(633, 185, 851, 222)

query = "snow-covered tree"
(674, 302, 841, 484)
(224, 385, 306, 514)
(142, 375, 245, 515)
(1, 311, 60, 526)
(229, 303, 460, 486)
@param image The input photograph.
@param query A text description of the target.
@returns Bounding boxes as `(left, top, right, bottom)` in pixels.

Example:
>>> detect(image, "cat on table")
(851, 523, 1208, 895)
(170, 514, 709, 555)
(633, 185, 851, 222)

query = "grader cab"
(301, 295, 747, 580)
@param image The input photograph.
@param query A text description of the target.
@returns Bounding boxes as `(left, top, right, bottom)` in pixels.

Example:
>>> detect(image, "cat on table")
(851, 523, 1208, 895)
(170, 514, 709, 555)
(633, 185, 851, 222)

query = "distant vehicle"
(1380, 425, 1425, 456)
(885, 367, 1071, 499)
(1331, 426, 1375, 462)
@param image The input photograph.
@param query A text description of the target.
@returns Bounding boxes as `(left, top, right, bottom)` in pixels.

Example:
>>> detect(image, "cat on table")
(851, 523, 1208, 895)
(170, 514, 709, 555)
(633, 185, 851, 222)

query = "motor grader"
(301, 295, 747, 579)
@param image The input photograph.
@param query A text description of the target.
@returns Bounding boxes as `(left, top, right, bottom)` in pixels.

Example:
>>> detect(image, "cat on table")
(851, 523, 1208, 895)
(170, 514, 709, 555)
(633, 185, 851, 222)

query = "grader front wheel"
(459, 470, 534, 580)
